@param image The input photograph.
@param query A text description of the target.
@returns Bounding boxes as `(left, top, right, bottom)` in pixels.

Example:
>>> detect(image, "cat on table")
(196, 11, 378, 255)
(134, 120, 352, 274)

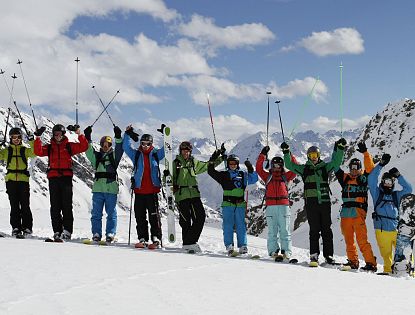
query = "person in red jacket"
(256, 146, 296, 261)
(34, 124, 88, 241)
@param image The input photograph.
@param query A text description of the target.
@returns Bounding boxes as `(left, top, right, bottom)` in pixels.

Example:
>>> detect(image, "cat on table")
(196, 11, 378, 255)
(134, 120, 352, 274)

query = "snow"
(1, 213, 414, 315)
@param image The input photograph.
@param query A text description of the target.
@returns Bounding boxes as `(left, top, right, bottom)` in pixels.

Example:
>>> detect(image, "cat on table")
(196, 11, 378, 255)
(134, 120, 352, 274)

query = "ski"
(82, 239, 108, 246)
(148, 243, 161, 250)
(228, 251, 260, 259)
(162, 125, 176, 243)
(45, 238, 64, 243)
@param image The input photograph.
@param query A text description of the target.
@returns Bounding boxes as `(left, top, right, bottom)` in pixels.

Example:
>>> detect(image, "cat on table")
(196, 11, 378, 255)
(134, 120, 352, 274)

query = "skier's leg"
(48, 177, 63, 234)
(354, 210, 376, 265)
(148, 193, 162, 241)
(19, 182, 33, 231)
(91, 192, 105, 237)
(134, 194, 149, 241)
(305, 201, 321, 256)
(234, 206, 247, 248)
(177, 199, 192, 245)
(61, 176, 74, 234)
(320, 203, 334, 258)
(278, 205, 292, 256)
(104, 193, 117, 237)
(6, 181, 21, 231)
(341, 217, 359, 264)
(375, 229, 397, 273)
(266, 206, 279, 255)
(222, 206, 235, 248)
(187, 198, 206, 244)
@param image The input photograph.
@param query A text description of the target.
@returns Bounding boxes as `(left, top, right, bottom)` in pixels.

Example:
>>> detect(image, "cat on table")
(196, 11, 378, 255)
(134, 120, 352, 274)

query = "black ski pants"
(49, 176, 74, 234)
(134, 193, 162, 241)
(177, 197, 206, 245)
(305, 199, 333, 258)
(6, 181, 33, 231)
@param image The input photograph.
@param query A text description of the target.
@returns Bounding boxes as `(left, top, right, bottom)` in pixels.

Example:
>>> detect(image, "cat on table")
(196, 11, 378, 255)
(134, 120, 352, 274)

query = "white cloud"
(281, 28, 364, 56)
(177, 14, 275, 52)
(299, 115, 371, 132)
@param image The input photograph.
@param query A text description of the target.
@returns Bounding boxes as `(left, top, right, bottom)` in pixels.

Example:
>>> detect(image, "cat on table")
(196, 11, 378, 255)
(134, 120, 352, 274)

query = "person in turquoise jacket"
(84, 126, 124, 243)
(368, 153, 412, 273)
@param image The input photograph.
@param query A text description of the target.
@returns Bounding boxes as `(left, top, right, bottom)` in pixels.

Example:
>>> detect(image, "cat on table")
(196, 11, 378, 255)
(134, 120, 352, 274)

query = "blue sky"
(1, 0, 414, 141)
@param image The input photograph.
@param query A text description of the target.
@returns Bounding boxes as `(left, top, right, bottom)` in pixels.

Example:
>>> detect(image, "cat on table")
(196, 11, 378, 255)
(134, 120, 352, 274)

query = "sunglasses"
(307, 152, 319, 159)
(140, 141, 152, 147)
(383, 178, 394, 186)
(11, 135, 22, 140)
(228, 162, 238, 166)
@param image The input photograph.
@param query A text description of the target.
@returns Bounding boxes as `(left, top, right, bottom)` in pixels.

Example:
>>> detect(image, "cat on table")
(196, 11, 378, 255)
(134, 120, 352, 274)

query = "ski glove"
(67, 124, 80, 132)
(357, 142, 367, 153)
(261, 146, 270, 155)
(34, 126, 46, 137)
(210, 149, 221, 161)
(388, 167, 400, 178)
(220, 143, 226, 155)
(335, 138, 347, 150)
(84, 126, 92, 142)
(114, 126, 122, 139)
(379, 153, 391, 166)
(280, 142, 289, 154)
(125, 127, 139, 142)
(245, 160, 254, 173)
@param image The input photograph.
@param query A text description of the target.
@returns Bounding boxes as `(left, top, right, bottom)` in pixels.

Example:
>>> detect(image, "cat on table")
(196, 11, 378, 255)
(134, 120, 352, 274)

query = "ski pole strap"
(342, 201, 368, 211)
(7, 169, 30, 176)
(223, 195, 245, 205)
(95, 172, 117, 180)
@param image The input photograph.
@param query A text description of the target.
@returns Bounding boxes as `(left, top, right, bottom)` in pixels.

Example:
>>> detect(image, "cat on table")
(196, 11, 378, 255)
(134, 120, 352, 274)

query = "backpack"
(374, 190, 400, 211)
(94, 150, 117, 180)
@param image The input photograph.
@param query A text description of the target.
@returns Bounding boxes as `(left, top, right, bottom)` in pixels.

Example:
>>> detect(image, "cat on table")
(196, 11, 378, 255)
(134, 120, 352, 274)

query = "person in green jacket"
(173, 141, 223, 253)
(0, 127, 36, 238)
(281, 138, 346, 266)
(84, 126, 124, 243)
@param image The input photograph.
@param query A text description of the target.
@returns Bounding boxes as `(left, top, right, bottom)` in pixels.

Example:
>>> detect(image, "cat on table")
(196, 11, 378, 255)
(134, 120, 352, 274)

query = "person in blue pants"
(208, 148, 258, 255)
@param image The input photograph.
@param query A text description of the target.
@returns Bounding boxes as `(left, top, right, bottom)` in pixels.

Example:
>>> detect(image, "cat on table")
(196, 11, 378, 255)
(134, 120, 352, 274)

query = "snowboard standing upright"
(162, 126, 176, 243)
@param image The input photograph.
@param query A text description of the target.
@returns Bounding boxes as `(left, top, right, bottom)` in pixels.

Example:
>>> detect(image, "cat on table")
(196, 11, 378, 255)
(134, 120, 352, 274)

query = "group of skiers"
(0, 123, 414, 276)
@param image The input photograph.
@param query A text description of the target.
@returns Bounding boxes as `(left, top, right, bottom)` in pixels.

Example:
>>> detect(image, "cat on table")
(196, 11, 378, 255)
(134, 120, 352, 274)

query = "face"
(54, 131, 63, 143)
(271, 163, 282, 172)
(11, 135, 22, 145)
(140, 141, 152, 150)
(101, 142, 111, 153)
(382, 178, 394, 188)
(349, 164, 361, 177)
(181, 149, 191, 160)
(228, 161, 238, 170)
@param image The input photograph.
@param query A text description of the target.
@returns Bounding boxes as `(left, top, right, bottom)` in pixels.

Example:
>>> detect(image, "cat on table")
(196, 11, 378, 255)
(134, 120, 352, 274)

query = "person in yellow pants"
(335, 142, 377, 271)
(368, 153, 412, 274)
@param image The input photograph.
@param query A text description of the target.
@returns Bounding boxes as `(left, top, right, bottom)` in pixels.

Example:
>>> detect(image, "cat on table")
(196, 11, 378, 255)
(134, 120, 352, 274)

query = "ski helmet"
(9, 127, 22, 137)
(271, 156, 284, 168)
(140, 134, 153, 144)
(179, 141, 192, 152)
(349, 158, 362, 170)
(307, 146, 320, 159)
(226, 154, 240, 169)
(100, 136, 112, 147)
(52, 124, 66, 135)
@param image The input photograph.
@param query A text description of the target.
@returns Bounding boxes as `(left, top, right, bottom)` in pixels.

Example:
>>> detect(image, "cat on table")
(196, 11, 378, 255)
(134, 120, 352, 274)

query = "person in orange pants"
(335, 142, 377, 271)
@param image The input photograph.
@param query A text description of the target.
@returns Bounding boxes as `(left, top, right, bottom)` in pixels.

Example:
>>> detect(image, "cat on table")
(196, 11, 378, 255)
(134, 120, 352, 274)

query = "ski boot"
(22, 228, 32, 238)
(309, 253, 319, 267)
(324, 256, 337, 265)
(92, 233, 101, 242)
(239, 246, 248, 255)
(135, 238, 147, 249)
(106, 233, 115, 243)
(360, 262, 377, 273)
(12, 228, 24, 239)
(61, 230, 72, 241)
(341, 260, 359, 271)
(148, 236, 161, 250)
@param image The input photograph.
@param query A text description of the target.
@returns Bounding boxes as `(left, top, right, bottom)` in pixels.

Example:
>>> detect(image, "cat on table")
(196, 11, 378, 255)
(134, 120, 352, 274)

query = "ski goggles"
(53, 131, 63, 137)
(307, 152, 319, 159)
(10, 135, 22, 140)
(228, 161, 238, 166)
(140, 141, 152, 147)
(382, 178, 394, 186)
(350, 164, 361, 170)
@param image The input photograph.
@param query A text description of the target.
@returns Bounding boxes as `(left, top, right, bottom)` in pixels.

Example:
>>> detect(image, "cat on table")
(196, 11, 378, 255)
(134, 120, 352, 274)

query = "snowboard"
(162, 125, 176, 243)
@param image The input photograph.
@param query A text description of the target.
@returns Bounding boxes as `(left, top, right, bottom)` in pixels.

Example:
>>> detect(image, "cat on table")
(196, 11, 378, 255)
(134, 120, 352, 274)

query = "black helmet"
(9, 127, 22, 137)
(140, 134, 153, 143)
(349, 158, 362, 170)
(52, 124, 66, 135)
(271, 156, 284, 168)
(226, 154, 240, 169)
(307, 146, 320, 158)
(179, 141, 192, 152)
(100, 136, 112, 147)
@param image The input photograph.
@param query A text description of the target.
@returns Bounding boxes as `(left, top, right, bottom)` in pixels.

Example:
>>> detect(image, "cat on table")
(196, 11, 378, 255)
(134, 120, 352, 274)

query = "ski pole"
(1, 107, 11, 146)
(128, 185, 134, 246)
(92, 85, 116, 127)
(275, 100, 285, 142)
(17, 59, 38, 129)
(339, 62, 344, 137)
(90, 89, 120, 127)
(265, 91, 272, 169)
(1, 71, 31, 136)
(287, 77, 320, 140)
(207, 94, 218, 150)
(75, 57, 80, 125)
